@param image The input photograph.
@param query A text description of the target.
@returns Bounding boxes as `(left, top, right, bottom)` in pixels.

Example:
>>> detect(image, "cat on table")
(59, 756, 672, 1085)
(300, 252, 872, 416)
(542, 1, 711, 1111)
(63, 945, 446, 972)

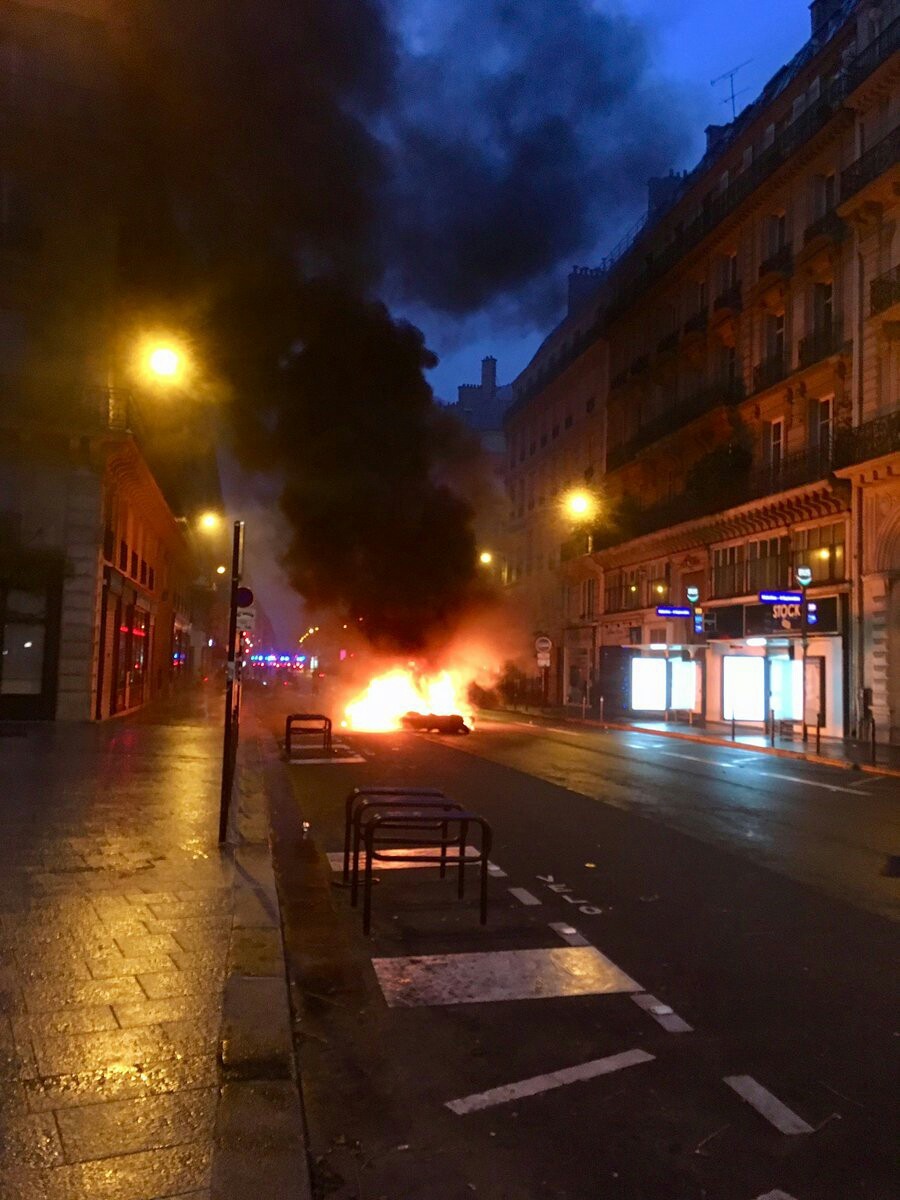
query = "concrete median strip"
(445, 1048, 655, 1115)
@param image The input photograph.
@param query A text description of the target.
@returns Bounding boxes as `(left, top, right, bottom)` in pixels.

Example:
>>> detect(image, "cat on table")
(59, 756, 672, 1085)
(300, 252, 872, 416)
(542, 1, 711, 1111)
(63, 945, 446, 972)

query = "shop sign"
(745, 595, 838, 636)
(656, 606, 691, 618)
(759, 591, 803, 604)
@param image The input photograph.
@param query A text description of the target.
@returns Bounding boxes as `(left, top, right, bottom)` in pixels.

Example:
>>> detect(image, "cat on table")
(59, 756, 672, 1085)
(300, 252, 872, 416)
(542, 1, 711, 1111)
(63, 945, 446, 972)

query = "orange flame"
(343, 666, 470, 732)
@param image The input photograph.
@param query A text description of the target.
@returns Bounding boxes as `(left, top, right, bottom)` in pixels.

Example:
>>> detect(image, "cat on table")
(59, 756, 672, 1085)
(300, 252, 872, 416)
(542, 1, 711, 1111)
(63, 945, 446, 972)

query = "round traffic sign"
(236, 586, 254, 608)
(534, 635, 552, 653)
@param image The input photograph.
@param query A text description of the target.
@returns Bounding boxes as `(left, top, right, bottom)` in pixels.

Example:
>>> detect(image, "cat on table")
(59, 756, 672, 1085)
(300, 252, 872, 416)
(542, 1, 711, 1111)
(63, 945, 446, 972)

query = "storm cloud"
(112, 0, 690, 648)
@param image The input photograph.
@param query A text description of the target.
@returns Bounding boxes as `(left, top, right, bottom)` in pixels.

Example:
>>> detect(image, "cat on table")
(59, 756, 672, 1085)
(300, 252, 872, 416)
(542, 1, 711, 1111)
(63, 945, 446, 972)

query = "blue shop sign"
(656, 606, 692, 618)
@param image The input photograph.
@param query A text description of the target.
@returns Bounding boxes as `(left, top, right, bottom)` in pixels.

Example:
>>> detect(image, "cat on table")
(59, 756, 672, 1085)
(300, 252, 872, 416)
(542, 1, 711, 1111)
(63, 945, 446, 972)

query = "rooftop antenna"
(711, 59, 753, 121)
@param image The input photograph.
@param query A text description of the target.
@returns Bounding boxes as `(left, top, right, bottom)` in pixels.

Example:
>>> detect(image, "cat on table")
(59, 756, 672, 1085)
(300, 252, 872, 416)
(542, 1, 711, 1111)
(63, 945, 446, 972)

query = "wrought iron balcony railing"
(870, 266, 900, 316)
(798, 320, 844, 368)
(753, 352, 788, 393)
(841, 125, 900, 203)
(713, 282, 743, 313)
(803, 209, 846, 247)
(683, 308, 709, 336)
(759, 242, 793, 280)
(834, 410, 900, 467)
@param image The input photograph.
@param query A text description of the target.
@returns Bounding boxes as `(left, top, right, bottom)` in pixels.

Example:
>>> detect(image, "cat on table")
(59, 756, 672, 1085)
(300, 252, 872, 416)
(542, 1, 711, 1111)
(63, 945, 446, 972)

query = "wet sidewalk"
(0, 694, 306, 1199)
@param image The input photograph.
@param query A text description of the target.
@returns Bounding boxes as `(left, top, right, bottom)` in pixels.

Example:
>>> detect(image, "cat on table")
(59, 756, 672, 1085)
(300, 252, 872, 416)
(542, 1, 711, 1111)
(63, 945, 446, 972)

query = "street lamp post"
(796, 565, 812, 744)
(219, 520, 245, 842)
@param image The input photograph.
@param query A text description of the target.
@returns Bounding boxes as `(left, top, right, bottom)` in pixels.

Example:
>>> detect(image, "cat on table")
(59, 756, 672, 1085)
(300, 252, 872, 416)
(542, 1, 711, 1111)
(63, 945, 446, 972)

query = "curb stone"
(211, 731, 312, 1200)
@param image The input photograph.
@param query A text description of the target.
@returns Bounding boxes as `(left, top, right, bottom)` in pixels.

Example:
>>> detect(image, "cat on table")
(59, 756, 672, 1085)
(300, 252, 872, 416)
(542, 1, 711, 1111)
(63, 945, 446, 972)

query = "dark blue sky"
(423, 0, 811, 403)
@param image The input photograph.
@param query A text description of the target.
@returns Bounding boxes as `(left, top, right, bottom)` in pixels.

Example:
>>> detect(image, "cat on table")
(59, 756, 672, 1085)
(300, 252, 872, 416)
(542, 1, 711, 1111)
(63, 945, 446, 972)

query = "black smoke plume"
(112, 1, 690, 648)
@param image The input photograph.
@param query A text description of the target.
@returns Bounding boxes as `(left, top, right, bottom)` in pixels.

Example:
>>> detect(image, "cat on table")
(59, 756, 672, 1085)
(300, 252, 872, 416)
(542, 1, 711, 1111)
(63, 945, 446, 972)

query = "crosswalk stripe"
(630, 992, 693, 1033)
(508, 887, 541, 906)
(754, 1191, 799, 1199)
(548, 922, 590, 947)
(724, 1075, 813, 1134)
(446, 1048, 654, 1115)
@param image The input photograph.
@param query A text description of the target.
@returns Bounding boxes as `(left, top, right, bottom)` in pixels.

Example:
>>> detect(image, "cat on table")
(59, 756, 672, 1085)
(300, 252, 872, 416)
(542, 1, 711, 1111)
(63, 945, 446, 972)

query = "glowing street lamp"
(216, 564, 227, 575)
(146, 344, 182, 379)
(562, 488, 597, 523)
(199, 511, 222, 533)
(479, 551, 494, 566)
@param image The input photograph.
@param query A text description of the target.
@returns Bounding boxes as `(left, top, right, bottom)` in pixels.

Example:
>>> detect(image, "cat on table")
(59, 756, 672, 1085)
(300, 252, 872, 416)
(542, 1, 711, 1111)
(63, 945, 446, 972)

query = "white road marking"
(508, 887, 541, 906)
(445, 1048, 655, 1115)
(751, 770, 864, 795)
(548, 922, 590, 947)
(326, 846, 481, 872)
(373, 946, 642, 1007)
(290, 754, 366, 764)
(754, 1191, 799, 1200)
(724, 1075, 814, 1134)
(630, 992, 693, 1033)
(659, 751, 735, 767)
(487, 862, 508, 877)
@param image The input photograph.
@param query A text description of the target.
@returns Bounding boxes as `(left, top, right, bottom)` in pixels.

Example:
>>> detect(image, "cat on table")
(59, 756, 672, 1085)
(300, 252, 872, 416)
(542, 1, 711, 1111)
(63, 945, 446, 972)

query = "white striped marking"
(724, 1075, 813, 1134)
(660, 751, 735, 768)
(508, 887, 541, 906)
(326, 846, 481, 872)
(445, 1048, 654, 1115)
(549, 922, 590, 947)
(754, 1192, 799, 1200)
(630, 992, 693, 1033)
(751, 770, 864, 795)
(487, 862, 507, 878)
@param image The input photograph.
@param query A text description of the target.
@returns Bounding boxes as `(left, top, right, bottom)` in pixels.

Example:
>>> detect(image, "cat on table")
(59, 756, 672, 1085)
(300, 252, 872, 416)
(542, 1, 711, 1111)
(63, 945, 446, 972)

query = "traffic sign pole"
(219, 520, 245, 843)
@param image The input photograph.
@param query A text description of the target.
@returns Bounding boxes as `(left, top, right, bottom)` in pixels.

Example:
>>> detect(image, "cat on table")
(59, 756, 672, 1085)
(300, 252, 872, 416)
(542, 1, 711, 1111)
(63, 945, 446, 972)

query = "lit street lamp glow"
(562, 489, 597, 522)
(147, 345, 181, 379)
(216, 564, 227, 575)
(199, 511, 221, 532)
(479, 551, 493, 566)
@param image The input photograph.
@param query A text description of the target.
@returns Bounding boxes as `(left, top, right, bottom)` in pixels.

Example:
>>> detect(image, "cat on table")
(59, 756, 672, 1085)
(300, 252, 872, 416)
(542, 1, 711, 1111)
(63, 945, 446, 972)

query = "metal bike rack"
(348, 793, 465, 902)
(359, 809, 492, 935)
(285, 712, 332, 757)
(342, 787, 447, 883)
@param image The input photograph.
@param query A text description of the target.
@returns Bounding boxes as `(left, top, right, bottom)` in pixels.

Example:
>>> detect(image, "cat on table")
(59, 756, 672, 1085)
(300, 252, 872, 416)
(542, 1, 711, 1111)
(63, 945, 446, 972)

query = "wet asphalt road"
(260, 691, 899, 1200)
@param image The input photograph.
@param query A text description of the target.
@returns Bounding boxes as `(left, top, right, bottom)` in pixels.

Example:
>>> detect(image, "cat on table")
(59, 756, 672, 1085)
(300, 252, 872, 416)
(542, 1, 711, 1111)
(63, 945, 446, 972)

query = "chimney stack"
(809, 0, 843, 36)
(647, 170, 684, 218)
(481, 356, 497, 395)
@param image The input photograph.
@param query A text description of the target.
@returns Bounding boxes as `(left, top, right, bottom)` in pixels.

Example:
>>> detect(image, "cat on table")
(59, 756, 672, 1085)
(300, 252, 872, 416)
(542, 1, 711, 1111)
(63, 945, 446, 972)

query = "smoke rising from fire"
(112, 1, 690, 648)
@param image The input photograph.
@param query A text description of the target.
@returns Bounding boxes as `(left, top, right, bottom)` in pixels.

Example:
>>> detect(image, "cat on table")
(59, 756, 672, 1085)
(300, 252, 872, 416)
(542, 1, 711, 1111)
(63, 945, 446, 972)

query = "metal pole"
(770, 708, 775, 747)
(815, 713, 821, 755)
(731, 712, 736, 741)
(219, 520, 244, 844)
(801, 593, 809, 744)
(871, 717, 876, 766)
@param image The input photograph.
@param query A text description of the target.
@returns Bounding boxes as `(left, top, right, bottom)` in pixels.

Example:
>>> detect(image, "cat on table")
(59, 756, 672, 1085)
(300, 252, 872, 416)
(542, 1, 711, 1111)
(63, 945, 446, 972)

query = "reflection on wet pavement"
(0, 700, 229, 1199)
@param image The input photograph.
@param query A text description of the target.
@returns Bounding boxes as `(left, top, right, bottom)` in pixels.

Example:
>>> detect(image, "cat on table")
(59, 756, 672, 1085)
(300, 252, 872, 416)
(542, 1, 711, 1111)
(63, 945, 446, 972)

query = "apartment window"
(713, 545, 745, 597)
(768, 418, 785, 472)
(130, 550, 138, 578)
(581, 579, 597, 619)
(767, 212, 787, 255)
(140, 559, 147, 586)
(747, 536, 786, 591)
(724, 345, 738, 387)
(792, 521, 845, 583)
(814, 171, 836, 217)
(811, 396, 833, 452)
(814, 281, 833, 332)
(119, 541, 127, 572)
(768, 312, 786, 357)
(585, 397, 595, 414)
(727, 252, 738, 288)
(148, 566, 155, 591)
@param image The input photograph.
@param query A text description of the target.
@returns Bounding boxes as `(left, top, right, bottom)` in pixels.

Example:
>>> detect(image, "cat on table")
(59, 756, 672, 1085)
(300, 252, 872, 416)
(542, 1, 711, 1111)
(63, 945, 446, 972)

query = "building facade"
(0, 0, 224, 719)
(503, 0, 899, 741)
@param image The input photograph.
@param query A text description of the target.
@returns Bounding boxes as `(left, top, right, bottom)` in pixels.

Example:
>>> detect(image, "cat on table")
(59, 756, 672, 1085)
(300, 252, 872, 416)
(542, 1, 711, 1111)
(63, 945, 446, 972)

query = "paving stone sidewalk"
(0, 694, 306, 1200)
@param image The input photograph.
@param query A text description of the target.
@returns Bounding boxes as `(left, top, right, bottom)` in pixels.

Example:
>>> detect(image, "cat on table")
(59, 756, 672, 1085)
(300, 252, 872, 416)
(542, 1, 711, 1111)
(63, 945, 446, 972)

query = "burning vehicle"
(400, 711, 470, 735)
